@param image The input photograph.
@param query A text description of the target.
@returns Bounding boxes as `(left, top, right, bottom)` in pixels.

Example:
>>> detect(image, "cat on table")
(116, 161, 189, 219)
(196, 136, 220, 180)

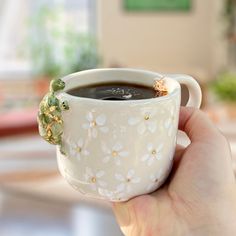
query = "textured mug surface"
(56, 68, 201, 201)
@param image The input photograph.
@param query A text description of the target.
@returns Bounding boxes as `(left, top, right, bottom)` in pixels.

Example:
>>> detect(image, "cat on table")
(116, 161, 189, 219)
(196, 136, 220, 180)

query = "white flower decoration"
(115, 169, 140, 193)
(69, 138, 89, 161)
(98, 188, 115, 199)
(102, 142, 129, 165)
(84, 167, 107, 190)
(142, 143, 164, 166)
(147, 170, 163, 191)
(83, 112, 109, 138)
(164, 104, 176, 137)
(128, 109, 157, 134)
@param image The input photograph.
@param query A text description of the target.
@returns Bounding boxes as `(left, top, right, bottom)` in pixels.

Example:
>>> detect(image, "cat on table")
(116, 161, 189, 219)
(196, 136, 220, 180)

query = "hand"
(113, 107, 236, 236)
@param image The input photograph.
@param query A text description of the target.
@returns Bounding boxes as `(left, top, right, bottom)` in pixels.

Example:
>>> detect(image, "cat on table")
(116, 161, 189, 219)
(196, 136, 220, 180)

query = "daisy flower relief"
(98, 188, 115, 199)
(84, 167, 107, 191)
(115, 169, 140, 193)
(147, 170, 163, 191)
(69, 138, 89, 161)
(141, 143, 164, 166)
(128, 109, 157, 134)
(102, 142, 129, 165)
(82, 112, 109, 138)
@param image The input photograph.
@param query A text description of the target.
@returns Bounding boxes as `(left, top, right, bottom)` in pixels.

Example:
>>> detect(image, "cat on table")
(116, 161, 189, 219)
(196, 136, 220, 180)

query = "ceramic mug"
(56, 68, 202, 202)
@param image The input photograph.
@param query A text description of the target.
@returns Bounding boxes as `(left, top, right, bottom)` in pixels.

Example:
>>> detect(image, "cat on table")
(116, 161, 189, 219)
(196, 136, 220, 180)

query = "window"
(0, 0, 96, 78)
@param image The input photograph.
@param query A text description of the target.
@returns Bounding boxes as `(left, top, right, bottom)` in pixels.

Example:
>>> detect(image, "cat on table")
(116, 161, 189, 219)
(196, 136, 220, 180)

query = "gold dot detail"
(152, 150, 157, 155)
(91, 121, 97, 127)
(76, 147, 82, 153)
(144, 115, 150, 120)
(112, 150, 118, 157)
(91, 177, 96, 183)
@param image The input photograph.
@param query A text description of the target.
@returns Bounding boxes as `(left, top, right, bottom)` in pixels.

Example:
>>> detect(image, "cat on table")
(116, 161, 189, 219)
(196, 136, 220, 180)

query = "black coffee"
(67, 82, 156, 101)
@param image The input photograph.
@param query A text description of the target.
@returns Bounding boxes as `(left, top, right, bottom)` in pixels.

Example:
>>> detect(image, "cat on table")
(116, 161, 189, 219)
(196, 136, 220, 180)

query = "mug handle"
(164, 74, 202, 108)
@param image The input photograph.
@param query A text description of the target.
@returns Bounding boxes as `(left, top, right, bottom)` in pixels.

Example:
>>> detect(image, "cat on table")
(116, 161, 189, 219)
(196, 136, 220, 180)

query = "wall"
(97, 0, 227, 82)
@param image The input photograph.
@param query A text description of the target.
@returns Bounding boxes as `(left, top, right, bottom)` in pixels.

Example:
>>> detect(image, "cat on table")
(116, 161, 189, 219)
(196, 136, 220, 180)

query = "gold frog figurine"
(37, 78, 69, 154)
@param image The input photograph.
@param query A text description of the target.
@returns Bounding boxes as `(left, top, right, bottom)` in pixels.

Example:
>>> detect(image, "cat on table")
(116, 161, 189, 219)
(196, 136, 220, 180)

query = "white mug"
(56, 68, 202, 202)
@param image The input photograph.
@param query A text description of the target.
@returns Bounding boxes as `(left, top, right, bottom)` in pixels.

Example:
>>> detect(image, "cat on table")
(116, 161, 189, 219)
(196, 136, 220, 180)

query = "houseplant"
(27, 5, 99, 96)
(211, 72, 236, 119)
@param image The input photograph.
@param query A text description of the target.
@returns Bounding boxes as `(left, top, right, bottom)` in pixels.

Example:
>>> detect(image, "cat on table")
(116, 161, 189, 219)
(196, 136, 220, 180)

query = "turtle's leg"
(60, 145, 67, 156)
(54, 136, 66, 155)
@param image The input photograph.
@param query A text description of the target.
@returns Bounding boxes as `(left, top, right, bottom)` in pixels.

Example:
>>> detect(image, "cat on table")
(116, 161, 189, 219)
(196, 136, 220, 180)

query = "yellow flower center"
(91, 121, 97, 127)
(91, 177, 96, 183)
(152, 150, 157, 155)
(76, 147, 82, 153)
(144, 115, 150, 120)
(112, 150, 118, 157)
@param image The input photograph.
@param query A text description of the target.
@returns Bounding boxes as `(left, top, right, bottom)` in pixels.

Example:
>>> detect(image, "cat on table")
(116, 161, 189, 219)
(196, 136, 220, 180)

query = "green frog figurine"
(37, 78, 69, 154)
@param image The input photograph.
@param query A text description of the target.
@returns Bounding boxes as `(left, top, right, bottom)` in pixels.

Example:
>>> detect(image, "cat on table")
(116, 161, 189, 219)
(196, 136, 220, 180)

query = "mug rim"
(58, 68, 180, 104)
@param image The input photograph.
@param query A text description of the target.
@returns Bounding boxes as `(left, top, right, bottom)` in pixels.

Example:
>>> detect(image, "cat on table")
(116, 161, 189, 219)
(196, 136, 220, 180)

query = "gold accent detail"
(112, 150, 118, 157)
(44, 111, 54, 119)
(46, 124, 52, 131)
(49, 106, 56, 112)
(53, 116, 63, 124)
(152, 150, 157, 155)
(47, 130, 52, 137)
(153, 79, 168, 97)
(91, 177, 96, 183)
(91, 121, 97, 127)
(76, 147, 82, 153)
(144, 115, 150, 120)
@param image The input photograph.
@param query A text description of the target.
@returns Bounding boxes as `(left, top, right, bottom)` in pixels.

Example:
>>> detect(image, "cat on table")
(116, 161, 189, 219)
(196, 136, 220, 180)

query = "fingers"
(179, 107, 225, 143)
(112, 202, 131, 229)
(178, 107, 234, 182)
(174, 144, 185, 164)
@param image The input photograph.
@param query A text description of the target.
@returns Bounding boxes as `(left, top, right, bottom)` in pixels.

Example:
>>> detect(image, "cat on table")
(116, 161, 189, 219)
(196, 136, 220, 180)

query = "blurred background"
(0, 0, 236, 235)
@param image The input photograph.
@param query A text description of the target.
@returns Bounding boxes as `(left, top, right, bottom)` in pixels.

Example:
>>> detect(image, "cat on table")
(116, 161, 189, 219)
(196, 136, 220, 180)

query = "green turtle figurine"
(37, 78, 69, 154)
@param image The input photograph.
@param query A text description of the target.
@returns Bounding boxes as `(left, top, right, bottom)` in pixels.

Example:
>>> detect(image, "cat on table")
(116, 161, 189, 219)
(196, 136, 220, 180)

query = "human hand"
(113, 107, 236, 236)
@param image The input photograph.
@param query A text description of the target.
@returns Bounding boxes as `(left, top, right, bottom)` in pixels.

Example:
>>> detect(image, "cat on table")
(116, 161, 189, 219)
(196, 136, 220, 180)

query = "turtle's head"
(50, 79, 65, 92)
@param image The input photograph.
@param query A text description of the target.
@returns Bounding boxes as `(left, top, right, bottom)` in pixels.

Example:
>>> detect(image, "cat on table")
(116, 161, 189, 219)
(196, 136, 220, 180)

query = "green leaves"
(27, 5, 99, 79)
(211, 72, 236, 102)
